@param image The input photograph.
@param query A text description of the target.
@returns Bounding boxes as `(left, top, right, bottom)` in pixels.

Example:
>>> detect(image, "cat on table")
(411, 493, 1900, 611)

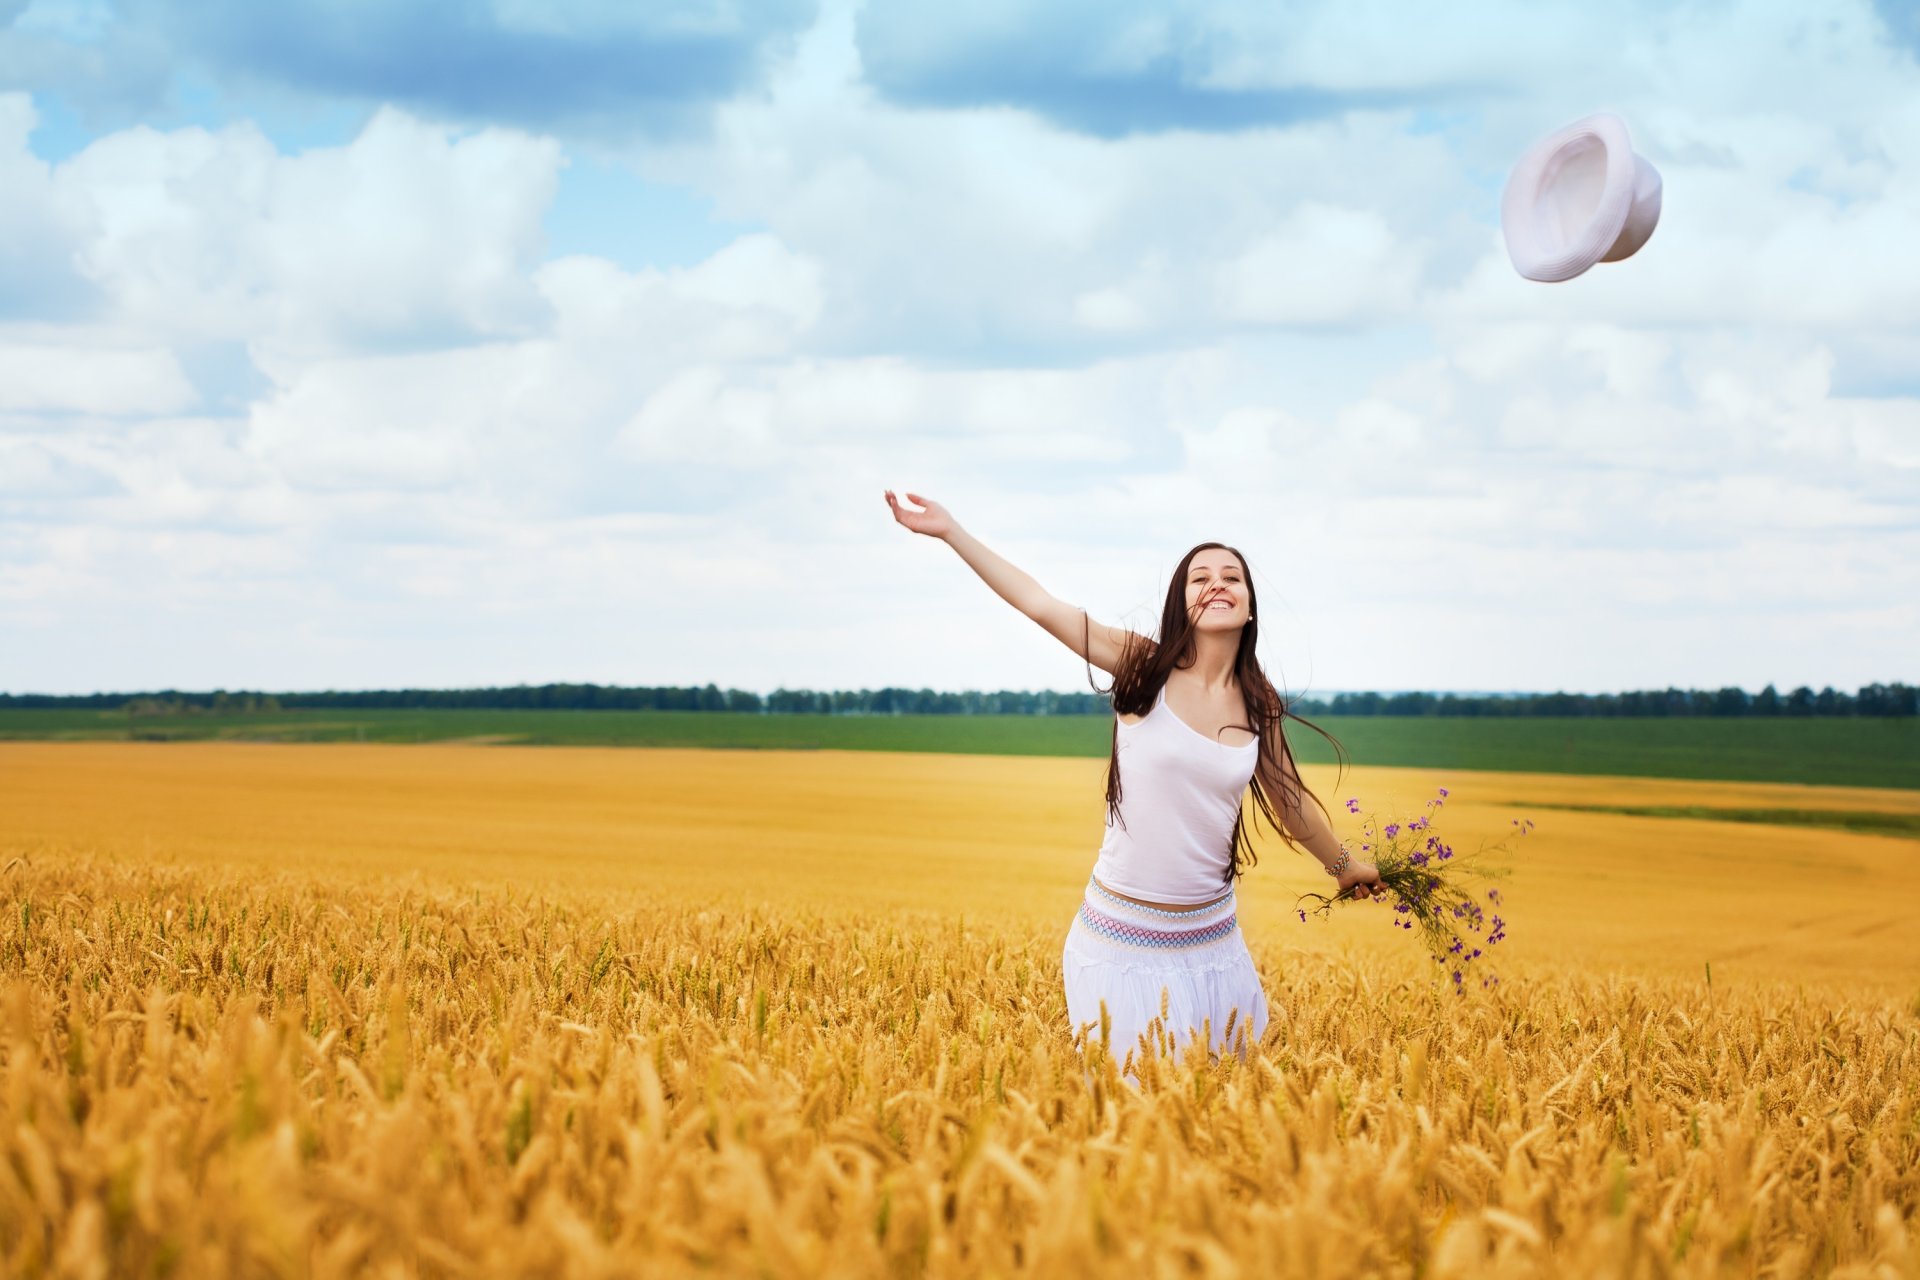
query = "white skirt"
(1061, 875, 1269, 1071)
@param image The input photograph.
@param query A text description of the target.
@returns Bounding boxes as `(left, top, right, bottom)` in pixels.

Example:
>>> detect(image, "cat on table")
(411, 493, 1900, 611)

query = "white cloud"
(670, 84, 1485, 349)
(674, 231, 825, 324)
(47, 105, 561, 355)
(616, 364, 783, 467)
(1073, 285, 1150, 333)
(0, 437, 116, 497)
(0, 95, 91, 317)
(243, 349, 500, 492)
(537, 233, 824, 360)
(0, 342, 194, 413)
(1216, 203, 1422, 326)
(618, 356, 1157, 469)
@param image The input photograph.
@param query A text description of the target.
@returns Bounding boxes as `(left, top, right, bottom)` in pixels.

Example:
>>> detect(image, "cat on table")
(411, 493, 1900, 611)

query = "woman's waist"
(1088, 871, 1232, 915)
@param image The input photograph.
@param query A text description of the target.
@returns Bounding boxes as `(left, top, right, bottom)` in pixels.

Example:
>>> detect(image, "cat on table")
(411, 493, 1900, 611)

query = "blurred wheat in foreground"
(2, 856, 1915, 1279)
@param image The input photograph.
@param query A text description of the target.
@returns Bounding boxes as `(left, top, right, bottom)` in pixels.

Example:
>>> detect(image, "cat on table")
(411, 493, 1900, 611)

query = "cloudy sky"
(3, 0, 1916, 698)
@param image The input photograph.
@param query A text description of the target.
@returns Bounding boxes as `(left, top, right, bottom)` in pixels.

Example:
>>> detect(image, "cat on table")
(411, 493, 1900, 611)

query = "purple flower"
(1303, 786, 1524, 995)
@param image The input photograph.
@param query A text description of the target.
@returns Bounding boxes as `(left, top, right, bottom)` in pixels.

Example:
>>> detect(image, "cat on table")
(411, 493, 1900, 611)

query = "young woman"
(884, 490, 1383, 1073)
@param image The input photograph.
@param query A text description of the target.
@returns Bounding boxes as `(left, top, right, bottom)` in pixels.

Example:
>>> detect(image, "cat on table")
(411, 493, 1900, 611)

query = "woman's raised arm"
(884, 489, 1142, 675)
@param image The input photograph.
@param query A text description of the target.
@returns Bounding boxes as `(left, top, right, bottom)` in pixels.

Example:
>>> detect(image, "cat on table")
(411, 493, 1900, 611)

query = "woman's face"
(1185, 551, 1249, 631)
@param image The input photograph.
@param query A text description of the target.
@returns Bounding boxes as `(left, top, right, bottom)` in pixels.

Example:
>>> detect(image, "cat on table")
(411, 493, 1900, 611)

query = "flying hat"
(1501, 113, 1662, 283)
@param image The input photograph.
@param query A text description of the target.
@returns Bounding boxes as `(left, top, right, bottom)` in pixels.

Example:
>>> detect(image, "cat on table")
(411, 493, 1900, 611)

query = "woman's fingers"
(886, 489, 951, 540)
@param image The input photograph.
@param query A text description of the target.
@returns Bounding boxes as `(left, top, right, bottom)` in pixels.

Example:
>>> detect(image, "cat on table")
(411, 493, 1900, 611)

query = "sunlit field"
(6, 743, 1917, 992)
(3, 742, 1918, 1275)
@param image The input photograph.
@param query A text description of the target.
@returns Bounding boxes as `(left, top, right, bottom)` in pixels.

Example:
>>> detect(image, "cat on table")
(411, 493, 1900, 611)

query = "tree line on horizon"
(2, 681, 1915, 717)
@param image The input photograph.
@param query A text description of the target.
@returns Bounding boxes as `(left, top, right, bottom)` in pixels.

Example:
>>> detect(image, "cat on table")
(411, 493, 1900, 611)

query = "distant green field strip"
(1510, 801, 1920, 839)
(1, 708, 1914, 789)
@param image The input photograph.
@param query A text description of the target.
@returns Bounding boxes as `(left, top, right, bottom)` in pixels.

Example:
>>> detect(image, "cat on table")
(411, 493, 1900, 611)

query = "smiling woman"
(885, 488, 1374, 1077)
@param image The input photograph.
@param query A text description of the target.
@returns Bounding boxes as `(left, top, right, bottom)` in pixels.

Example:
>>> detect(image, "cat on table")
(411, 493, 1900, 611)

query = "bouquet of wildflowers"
(1295, 787, 1532, 992)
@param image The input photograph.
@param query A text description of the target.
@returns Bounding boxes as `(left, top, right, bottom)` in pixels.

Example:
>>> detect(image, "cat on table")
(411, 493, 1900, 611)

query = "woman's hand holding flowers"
(1298, 788, 1527, 993)
(1339, 859, 1384, 900)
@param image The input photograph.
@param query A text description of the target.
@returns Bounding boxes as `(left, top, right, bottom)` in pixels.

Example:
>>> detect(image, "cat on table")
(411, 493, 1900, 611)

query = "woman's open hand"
(885, 490, 954, 540)
(1339, 859, 1385, 901)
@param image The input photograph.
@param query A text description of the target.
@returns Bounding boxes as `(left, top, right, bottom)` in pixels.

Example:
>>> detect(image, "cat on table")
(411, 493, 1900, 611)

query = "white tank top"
(1090, 683, 1261, 904)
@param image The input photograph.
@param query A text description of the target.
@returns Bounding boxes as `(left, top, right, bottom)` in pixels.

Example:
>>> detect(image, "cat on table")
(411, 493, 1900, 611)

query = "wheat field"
(3, 742, 1918, 1276)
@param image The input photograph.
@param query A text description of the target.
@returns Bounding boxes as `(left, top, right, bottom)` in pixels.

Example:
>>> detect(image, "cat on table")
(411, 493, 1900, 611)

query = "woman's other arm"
(1258, 746, 1384, 900)
(885, 489, 1142, 675)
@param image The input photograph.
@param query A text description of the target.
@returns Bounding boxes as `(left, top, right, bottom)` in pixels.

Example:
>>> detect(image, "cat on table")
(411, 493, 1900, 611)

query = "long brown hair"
(1082, 541, 1348, 885)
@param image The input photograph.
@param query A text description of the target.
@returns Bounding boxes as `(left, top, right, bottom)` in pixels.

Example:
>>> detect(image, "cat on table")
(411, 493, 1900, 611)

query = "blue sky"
(2, 0, 1916, 696)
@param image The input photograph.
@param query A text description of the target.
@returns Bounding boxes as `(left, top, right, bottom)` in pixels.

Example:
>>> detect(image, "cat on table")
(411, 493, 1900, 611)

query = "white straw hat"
(1501, 113, 1662, 283)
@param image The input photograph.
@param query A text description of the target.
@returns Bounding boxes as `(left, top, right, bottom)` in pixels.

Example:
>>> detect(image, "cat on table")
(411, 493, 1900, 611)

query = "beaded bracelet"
(1325, 850, 1351, 877)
